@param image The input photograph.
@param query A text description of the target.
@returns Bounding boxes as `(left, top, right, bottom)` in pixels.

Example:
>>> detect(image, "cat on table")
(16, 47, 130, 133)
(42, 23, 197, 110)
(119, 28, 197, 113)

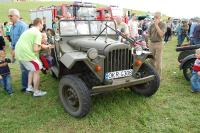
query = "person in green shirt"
(3, 22, 11, 42)
(15, 18, 47, 97)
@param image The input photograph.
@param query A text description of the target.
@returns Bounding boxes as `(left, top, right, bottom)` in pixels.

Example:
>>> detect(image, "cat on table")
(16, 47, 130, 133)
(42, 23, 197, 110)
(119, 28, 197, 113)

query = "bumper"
(91, 75, 155, 94)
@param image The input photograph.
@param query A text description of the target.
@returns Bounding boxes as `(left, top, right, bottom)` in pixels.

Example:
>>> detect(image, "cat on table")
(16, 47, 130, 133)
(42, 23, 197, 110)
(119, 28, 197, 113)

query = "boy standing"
(191, 48, 200, 92)
(0, 51, 13, 95)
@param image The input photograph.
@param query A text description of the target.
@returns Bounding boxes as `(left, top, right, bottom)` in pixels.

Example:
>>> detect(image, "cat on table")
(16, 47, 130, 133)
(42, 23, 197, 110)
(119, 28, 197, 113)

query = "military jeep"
(50, 20, 160, 118)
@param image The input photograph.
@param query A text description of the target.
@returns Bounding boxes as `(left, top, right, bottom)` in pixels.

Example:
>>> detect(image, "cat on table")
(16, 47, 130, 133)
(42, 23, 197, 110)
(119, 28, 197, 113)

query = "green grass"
(0, 1, 199, 133)
(1, 37, 200, 132)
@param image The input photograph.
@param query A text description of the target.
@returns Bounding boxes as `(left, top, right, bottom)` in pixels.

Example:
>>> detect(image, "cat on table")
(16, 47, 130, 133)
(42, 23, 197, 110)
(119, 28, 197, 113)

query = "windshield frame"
(59, 20, 117, 37)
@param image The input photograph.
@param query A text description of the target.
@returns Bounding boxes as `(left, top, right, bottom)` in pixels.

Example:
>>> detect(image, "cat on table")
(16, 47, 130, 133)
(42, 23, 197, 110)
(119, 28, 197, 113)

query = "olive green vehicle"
(50, 20, 160, 118)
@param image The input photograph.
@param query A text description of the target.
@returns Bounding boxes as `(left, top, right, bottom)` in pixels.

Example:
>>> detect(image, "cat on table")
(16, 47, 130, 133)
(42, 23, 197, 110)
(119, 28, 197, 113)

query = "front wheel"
(183, 59, 195, 81)
(130, 63, 160, 96)
(59, 75, 91, 118)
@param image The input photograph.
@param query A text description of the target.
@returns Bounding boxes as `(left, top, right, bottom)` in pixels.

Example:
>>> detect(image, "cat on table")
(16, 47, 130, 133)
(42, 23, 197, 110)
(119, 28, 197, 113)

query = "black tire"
(130, 63, 160, 96)
(59, 75, 91, 118)
(183, 59, 195, 81)
(178, 50, 195, 63)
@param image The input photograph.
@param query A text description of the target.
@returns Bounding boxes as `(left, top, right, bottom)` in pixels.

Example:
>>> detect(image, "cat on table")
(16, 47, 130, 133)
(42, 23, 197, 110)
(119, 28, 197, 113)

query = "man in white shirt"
(128, 13, 139, 38)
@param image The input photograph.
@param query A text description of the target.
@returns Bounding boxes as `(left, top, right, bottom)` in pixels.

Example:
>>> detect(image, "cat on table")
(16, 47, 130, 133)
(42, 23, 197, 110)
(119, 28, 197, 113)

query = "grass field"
(0, 1, 200, 133)
(2, 38, 198, 133)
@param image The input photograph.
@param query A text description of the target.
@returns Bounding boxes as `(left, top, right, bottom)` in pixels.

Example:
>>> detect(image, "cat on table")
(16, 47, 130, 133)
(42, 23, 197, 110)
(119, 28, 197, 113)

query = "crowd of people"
(0, 7, 200, 96)
(0, 9, 54, 96)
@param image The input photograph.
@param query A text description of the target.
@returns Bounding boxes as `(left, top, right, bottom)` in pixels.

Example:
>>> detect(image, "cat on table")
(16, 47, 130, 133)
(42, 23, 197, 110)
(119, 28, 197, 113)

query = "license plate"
(105, 69, 133, 80)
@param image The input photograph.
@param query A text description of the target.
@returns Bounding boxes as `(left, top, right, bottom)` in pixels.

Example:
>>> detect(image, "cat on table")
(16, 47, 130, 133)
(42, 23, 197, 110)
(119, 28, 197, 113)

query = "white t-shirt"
(128, 20, 139, 37)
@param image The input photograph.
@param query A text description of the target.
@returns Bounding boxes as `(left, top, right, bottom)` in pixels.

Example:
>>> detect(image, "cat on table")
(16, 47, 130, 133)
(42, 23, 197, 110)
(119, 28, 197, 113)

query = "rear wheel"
(59, 75, 91, 117)
(183, 59, 195, 81)
(130, 63, 160, 96)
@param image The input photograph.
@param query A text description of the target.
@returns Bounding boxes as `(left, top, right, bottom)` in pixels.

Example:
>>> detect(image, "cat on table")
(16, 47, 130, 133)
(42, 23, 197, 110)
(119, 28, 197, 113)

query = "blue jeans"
(19, 62, 29, 91)
(193, 38, 200, 45)
(191, 71, 200, 91)
(0, 74, 13, 94)
(177, 34, 186, 46)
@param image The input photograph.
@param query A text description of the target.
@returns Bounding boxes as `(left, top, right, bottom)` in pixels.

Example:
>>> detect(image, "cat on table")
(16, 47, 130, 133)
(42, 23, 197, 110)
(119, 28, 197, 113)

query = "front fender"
(60, 52, 87, 69)
(132, 51, 153, 74)
(180, 54, 196, 69)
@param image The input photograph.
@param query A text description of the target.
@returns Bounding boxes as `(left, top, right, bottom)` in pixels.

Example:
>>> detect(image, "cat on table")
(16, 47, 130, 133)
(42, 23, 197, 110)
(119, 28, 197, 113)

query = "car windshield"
(59, 20, 116, 36)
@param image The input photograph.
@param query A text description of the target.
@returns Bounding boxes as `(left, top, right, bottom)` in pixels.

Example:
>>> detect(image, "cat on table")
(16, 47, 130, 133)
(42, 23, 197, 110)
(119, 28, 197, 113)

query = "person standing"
(190, 48, 200, 92)
(115, 16, 130, 43)
(164, 17, 172, 44)
(192, 19, 200, 45)
(148, 12, 166, 75)
(189, 18, 198, 45)
(9, 9, 28, 62)
(8, 9, 28, 92)
(15, 18, 46, 97)
(3, 22, 12, 43)
(180, 20, 189, 45)
(128, 13, 139, 38)
(0, 22, 5, 51)
(52, 16, 60, 33)
(0, 50, 13, 95)
(176, 19, 182, 46)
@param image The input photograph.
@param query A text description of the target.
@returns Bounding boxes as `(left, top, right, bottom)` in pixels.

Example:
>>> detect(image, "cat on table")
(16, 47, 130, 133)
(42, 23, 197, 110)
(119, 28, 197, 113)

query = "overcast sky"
(50, 0, 199, 18)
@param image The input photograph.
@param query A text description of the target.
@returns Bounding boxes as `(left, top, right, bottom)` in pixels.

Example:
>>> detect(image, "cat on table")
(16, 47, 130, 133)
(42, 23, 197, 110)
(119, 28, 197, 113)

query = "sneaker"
(191, 90, 200, 93)
(33, 90, 47, 97)
(26, 87, 34, 93)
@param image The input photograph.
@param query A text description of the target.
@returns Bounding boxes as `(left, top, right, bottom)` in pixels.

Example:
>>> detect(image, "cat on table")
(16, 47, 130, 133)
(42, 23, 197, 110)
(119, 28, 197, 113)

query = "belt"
(151, 41, 162, 43)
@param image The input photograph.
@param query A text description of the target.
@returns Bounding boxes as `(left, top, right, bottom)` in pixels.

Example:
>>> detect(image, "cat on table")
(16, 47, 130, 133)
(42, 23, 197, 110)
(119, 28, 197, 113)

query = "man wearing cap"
(148, 12, 166, 75)
(8, 9, 28, 92)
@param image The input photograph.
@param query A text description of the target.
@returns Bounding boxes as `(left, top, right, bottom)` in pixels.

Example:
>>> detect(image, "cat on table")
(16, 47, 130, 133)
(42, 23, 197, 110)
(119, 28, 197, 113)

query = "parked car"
(50, 20, 160, 117)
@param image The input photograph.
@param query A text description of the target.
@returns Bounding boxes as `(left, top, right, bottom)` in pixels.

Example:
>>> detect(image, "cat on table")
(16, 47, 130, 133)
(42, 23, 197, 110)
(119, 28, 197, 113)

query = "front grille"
(104, 48, 134, 73)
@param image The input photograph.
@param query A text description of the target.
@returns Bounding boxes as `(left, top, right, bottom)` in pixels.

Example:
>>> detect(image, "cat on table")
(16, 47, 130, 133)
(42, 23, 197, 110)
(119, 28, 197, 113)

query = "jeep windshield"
(59, 20, 116, 36)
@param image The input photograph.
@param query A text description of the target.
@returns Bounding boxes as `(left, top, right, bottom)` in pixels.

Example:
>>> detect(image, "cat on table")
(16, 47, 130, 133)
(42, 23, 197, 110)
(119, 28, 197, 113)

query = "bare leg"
(33, 71, 40, 92)
(28, 71, 33, 89)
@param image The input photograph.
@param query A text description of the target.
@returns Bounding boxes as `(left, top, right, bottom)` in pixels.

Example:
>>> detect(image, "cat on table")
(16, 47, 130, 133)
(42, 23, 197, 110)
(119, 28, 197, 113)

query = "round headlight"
(87, 48, 98, 60)
(135, 46, 143, 55)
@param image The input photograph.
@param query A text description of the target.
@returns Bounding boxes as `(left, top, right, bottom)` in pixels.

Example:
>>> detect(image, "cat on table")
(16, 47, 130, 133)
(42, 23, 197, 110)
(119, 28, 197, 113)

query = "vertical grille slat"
(105, 48, 134, 73)
(124, 49, 128, 69)
(110, 51, 113, 72)
(116, 51, 120, 70)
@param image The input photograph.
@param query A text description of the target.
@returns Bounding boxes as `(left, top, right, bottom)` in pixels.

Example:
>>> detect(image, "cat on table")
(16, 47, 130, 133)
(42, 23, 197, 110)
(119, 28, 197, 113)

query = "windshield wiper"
(94, 25, 107, 41)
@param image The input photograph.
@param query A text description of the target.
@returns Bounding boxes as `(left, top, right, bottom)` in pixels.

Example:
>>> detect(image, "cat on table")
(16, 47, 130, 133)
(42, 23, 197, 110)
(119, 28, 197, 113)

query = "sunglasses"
(8, 15, 14, 17)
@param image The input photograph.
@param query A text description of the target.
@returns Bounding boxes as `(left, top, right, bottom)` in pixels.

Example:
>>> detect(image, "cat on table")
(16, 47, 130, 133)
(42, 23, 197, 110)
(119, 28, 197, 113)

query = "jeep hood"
(68, 37, 124, 54)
